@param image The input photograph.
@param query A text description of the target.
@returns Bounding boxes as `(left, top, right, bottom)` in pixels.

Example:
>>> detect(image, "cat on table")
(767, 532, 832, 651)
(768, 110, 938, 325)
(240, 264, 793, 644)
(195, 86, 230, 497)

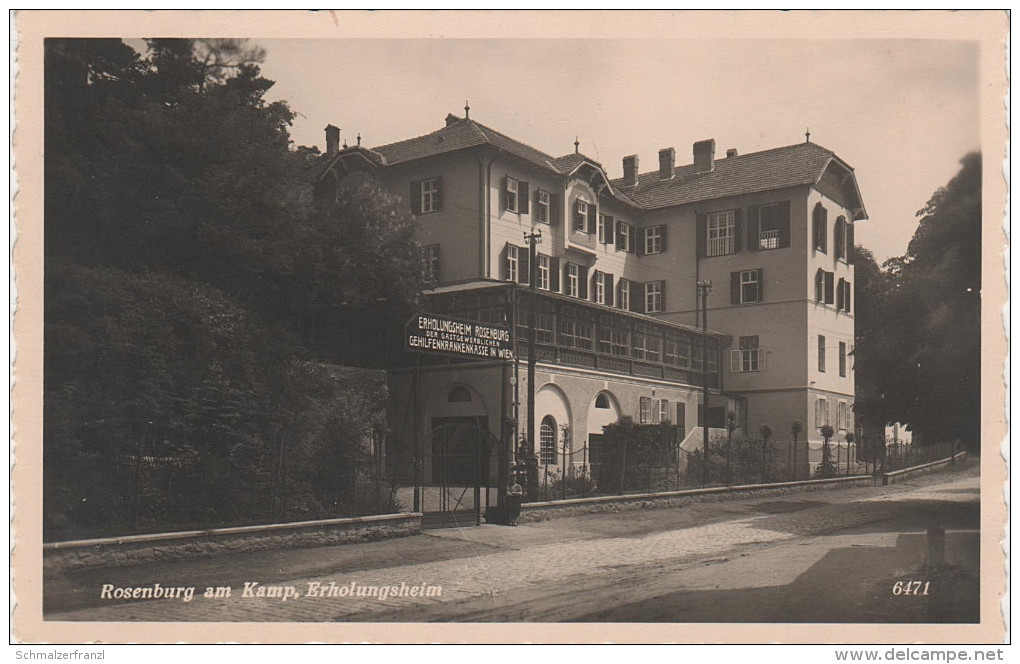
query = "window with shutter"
(835, 216, 846, 260)
(535, 190, 551, 224)
(755, 202, 790, 250)
(537, 254, 550, 291)
(644, 225, 664, 255)
(639, 397, 652, 424)
(707, 211, 737, 256)
(824, 271, 835, 304)
(504, 244, 517, 282)
(574, 200, 588, 232)
(617, 278, 630, 311)
(836, 277, 846, 310)
(566, 263, 580, 298)
(644, 281, 664, 313)
(506, 177, 519, 213)
(815, 269, 825, 302)
(813, 204, 828, 253)
(421, 177, 441, 213)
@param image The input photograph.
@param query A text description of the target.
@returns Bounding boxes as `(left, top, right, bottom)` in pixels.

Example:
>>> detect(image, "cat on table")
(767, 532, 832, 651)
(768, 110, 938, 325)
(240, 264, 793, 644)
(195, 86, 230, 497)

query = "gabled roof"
(609, 142, 851, 211)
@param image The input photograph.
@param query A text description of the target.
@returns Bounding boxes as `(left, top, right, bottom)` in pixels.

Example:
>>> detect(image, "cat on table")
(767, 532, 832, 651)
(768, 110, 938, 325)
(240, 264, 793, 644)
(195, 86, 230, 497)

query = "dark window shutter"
(846, 222, 855, 263)
(411, 180, 423, 215)
(837, 278, 845, 309)
(434, 177, 444, 211)
(731, 271, 740, 304)
(519, 181, 530, 214)
(756, 268, 764, 302)
(501, 243, 510, 281)
(591, 271, 598, 302)
(573, 199, 583, 231)
(605, 215, 615, 246)
(696, 214, 707, 257)
(659, 280, 666, 311)
(636, 227, 646, 256)
(824, 271, 835, 304)
(777, 201, 791, 248)
(588, 204, 597, 234)
(631, 281, 645, 313)
(550, 193, 560, 224)
(606, 273, 614, 307)
(733, 208, 743, 253)
(845, 280, 852, 312)
(626, 223, 636, 253)
(550, 257, 560, 292)
(815, 269, 824, 302)
(500, 176, 507, 211)
(814, 204, 828, 253)
(835, 217, 845, 259)
(579, 266, 589, 300)
(660, 224, 668, 253)
(747, 206, 761, 251)
(519, 246, 530, 285)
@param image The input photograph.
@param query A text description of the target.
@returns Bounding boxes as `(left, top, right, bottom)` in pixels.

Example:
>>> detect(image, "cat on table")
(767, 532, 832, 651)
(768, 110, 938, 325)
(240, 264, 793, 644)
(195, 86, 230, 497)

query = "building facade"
(315, 112, 866, 480)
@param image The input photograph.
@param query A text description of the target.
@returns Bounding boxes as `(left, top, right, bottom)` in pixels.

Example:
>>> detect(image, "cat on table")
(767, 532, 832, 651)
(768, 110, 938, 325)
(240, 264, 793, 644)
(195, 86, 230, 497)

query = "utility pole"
(698, 280, 713, 485)
(524, 228, 543, 458)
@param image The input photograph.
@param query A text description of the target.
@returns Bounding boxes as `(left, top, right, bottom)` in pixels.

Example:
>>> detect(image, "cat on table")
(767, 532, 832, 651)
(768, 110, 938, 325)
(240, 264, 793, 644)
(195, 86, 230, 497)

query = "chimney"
(726, 148, 738, 158)
(693, 139, 716, 173)
(658, 147, 675, 179)
(622, 155, 639, 187)
(445, 113, 460, 127)
(324, 124, 340, 158)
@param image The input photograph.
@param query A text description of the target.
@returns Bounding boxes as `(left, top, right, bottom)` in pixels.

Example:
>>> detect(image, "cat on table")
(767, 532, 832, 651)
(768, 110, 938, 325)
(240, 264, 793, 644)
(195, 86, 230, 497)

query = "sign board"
(405, 313, 514, 361)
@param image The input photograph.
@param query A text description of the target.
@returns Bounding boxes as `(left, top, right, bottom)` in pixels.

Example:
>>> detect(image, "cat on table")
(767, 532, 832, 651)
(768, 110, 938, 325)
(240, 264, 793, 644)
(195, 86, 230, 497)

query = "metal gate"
(419, 421, 502, 529)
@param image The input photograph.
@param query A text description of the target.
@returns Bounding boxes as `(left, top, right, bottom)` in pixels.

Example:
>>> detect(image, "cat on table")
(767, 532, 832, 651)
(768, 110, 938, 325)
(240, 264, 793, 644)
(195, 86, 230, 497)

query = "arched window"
(447, 386, 472, 403)
(539, 416, 557, 465)
(594, 393, 610, 409)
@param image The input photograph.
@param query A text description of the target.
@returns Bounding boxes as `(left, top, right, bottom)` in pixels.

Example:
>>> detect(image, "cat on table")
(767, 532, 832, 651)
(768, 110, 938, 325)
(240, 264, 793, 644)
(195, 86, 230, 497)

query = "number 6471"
(892, 580, 930, 596)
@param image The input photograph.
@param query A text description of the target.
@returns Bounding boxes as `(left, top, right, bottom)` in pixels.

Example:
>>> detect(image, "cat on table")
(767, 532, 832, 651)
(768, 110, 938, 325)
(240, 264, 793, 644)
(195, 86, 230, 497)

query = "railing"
(758, 229, 779, 250)
(708, 236, 735, 257)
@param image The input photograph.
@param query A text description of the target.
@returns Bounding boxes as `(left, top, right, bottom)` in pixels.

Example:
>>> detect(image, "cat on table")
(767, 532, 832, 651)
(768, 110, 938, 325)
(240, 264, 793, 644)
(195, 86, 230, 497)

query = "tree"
(852, 153, 981, 449)
(817, 425, 836, 478)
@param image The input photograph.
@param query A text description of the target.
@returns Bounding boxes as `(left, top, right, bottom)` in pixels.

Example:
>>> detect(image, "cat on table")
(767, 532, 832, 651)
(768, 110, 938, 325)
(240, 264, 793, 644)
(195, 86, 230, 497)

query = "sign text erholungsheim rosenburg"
(406, 314, 514, 361)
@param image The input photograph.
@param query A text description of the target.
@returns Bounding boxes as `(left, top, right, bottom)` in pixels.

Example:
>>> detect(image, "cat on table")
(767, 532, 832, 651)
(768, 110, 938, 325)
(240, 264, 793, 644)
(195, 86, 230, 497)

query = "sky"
(255, 38, 980, 263)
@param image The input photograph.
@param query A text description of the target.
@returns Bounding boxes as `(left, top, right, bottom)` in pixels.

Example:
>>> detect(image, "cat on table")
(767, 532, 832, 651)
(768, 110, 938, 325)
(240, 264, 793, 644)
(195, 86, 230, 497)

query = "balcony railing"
(758, 229, 779, 250)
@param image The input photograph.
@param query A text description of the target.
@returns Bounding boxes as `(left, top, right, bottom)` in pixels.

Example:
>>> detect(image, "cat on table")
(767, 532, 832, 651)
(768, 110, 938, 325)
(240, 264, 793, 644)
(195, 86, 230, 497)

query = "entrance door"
(421, 418, 496, 528)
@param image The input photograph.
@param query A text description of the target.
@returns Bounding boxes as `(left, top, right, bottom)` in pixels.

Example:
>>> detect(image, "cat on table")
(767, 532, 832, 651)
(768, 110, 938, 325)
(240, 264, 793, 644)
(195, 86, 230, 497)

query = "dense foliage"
(853, 153, 981, 448)
(43, 39, 426, 539)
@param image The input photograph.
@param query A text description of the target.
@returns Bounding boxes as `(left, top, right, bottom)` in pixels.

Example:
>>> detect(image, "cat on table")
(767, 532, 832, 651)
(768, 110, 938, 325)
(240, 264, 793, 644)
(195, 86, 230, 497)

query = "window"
(598, 325, 630, 357)
(658, 399, 670, 424)
(506, 245, 518, 283)
(595, 393, 611, 409)
(639, 397, 652, 424)
(815, 398, 829, 429)
(837, 402, 849, 431)
(731, 269, 762, 305)
(838, 279, 852, 313)
(536, 190, 550, 224)
(632, 329, 662, 362)
(506, 177, 519, 213)
(818, 335, 826, 373)
(574, 200, 592, 233)
(421, 178, 441, 214)
(839, 341, 847, 377)
(447, 386, 472, 402)
(535, 311, 555, 344)
(707, 210, 736, 256)
(411, 178, 442, 214)
(594, 271, 607, 305)
(813, 203, 828, 253)
(558, 316, 592, 350)
(540, 416, 557, 464)
(617, 278, 631, 311)
(616, 220, 633, 253)
(665, 336, 692, 368)
(752, 201, 791, 250)
(424, 244, 440, 284)
(645, 281, 664, 313)
(566, 263, 580, 298)
(598, 214, 614, 245)
(537, 254, 550, 291)
(644, 225, 664, 255)
(835, 216, 847, 260)
(731, 335, 763, 372)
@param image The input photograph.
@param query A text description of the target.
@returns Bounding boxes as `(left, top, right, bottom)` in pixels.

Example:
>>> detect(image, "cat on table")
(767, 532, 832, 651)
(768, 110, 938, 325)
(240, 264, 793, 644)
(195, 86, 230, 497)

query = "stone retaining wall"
(519, 475, 876, 522)
(882, 452, 969, 485)
(44, 512, 422, 572)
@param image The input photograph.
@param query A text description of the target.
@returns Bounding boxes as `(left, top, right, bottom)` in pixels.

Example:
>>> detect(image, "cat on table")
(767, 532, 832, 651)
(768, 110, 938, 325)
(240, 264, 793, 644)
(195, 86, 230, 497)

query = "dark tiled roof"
(609, 142, 837, 209)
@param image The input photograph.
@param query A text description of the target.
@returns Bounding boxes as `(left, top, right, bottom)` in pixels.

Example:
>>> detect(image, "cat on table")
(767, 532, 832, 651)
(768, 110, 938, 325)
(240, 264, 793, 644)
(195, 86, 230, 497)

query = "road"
(46, 464, 980, 623)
